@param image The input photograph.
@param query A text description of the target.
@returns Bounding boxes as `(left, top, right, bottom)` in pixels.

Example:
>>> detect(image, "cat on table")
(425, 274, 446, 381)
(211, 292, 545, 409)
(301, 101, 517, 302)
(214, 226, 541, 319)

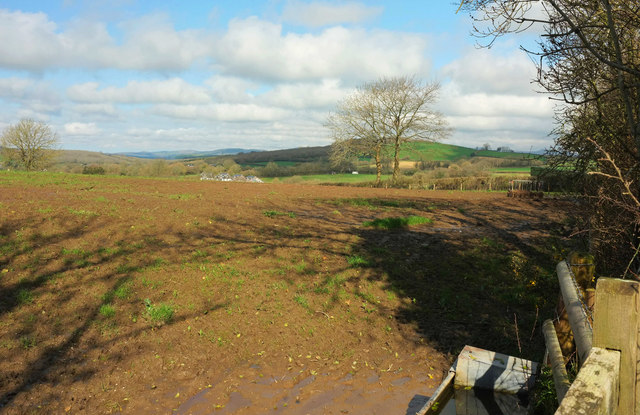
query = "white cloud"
(0, 10, 212, 71)
(440, 89, 553, 118)
(0, 77, 36, 98)
(0, 77, 61, 115)
(260, 79, 351, 109)
(282, 1, 383, 27)
(71, 103, 119, 117)
(441, 48, 538, 95)
(67, 78, 211, 104)
(206, 75, 258, 103)
(214, 17, 429, 82)
(0, 10, 428, 83)
(64, 122, 100, 135)
(436, 47, 555, 150)
(113, 14, 212, 70)
(152, 103, 291, 122)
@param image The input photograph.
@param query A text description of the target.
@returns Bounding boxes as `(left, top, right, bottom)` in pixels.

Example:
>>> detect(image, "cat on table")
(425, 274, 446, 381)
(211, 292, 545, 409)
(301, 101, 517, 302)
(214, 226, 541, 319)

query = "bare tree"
(326, 83, 389, 186)
(376, 76, 451, 184)
(1, 118, 59, 171)
(327, 76, 450, 186)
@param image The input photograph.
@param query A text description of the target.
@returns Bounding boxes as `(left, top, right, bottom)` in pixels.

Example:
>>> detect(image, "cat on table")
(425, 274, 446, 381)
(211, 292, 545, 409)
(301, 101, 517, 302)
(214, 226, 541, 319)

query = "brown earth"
(0, 173, 573, 414)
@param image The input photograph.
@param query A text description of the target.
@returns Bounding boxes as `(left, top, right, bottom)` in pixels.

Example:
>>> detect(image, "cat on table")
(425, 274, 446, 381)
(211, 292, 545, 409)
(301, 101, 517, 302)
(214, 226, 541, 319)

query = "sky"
(0, 0, 555, 153)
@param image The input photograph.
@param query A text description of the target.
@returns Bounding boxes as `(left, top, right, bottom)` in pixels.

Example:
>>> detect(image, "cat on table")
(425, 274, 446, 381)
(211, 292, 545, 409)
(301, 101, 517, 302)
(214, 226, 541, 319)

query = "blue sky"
(0, 0, 554, 153)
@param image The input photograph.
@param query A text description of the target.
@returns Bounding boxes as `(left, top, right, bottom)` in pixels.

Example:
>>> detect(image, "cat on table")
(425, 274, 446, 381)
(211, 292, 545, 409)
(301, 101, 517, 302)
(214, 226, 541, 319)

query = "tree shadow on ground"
(0, 211, 228, 410)
(351, 199, 567, 361)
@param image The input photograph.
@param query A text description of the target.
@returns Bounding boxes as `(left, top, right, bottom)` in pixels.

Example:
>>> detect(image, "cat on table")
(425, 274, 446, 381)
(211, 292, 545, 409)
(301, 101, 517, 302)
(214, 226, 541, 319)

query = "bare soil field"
(0, 172, 573, 414)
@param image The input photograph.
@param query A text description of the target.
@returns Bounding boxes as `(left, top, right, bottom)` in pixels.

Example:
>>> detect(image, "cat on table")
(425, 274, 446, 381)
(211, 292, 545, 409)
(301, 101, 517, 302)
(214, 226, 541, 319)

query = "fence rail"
(545, 261, 640, 414)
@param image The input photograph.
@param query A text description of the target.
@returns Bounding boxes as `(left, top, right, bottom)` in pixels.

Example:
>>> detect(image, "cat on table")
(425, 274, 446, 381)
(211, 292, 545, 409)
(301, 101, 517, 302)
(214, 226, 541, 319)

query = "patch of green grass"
(114, 281, 133, 300)
(356, 290, 378, 305)
(347, 255, 371, 268)
(102, 280, 133, 303)
(192, 249, 209, 260)
(148, 257, 168, 270)
(275, 174, 389, 184)
(17, 289, 34, 304)
(141, 277, 163, 289)
(263, 210, 296, 218)
(314, 274, 349, 294)
(294, 260, 314, 275)
(61, 247, 87, 256)
(67, 208, 99, 217)
(99, 304, 116, 318)
(294, 294, 310, 310)
(363, 215, 432, 229)
(144, 299, 174, 324)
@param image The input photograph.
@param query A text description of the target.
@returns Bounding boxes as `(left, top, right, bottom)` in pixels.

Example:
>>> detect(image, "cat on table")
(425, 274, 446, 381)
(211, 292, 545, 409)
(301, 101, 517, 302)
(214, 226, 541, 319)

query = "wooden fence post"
(593, 278, 640, 414)
(555, 347, 620, 415)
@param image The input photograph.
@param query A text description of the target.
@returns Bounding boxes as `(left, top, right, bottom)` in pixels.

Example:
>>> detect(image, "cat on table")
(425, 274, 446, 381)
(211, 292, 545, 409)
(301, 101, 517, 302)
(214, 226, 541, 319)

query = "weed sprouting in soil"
(20, 336, 36, 349)
(144, 299, 174, 324)
(114, 281, 133, 299)
(99, 304, 116, 318)
(294, 294, 310, 310)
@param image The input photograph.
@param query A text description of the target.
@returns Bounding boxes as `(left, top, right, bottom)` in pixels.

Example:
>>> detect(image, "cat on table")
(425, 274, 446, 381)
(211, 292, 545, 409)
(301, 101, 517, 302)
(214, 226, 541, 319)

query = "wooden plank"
(593, 278, 640, 414)
(555, 347, 619, 415)
(556, 261, 592, 365)
(416, 361, 456, 415)
(542, 319, 570, 403)
(454, 345, 537, 394)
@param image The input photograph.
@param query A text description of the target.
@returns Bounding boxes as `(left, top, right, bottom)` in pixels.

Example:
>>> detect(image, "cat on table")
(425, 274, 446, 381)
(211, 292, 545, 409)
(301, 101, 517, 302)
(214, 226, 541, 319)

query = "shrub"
(82, 164, 105, 175)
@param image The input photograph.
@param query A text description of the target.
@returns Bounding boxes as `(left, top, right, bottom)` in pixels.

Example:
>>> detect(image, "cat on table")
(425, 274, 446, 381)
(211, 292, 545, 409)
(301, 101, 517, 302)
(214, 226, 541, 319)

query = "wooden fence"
(545, 261, 640, 414)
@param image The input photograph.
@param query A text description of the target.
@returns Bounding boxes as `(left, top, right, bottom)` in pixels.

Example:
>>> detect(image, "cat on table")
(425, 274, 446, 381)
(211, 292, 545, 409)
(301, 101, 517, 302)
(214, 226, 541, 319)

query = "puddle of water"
(218, 391, 253, 414)
(367, 374, 380, 384)
(429, 388, 530, 415)
(174, 387, 212, 414)
(173, 367, 439, 415)
(391, 376, 412, 387)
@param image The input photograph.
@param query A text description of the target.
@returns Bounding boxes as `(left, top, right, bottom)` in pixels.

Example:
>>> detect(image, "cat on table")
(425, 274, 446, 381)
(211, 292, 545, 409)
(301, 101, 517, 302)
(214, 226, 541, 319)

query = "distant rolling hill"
(53, 149, 144, 165)
(48, 142, 540, 169)
(114, 148, 259, 160)
(219, 142, 540, 166)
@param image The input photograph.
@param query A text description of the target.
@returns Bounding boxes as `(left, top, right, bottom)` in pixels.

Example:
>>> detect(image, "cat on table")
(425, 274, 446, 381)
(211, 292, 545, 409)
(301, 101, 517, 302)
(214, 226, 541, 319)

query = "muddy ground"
(0, 172, 573, 414)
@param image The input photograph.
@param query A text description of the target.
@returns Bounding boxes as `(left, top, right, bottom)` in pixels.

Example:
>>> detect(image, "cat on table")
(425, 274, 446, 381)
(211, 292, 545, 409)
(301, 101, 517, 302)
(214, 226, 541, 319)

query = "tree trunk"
(392, 139, 401, 185)
(374, 150, 382, 187)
